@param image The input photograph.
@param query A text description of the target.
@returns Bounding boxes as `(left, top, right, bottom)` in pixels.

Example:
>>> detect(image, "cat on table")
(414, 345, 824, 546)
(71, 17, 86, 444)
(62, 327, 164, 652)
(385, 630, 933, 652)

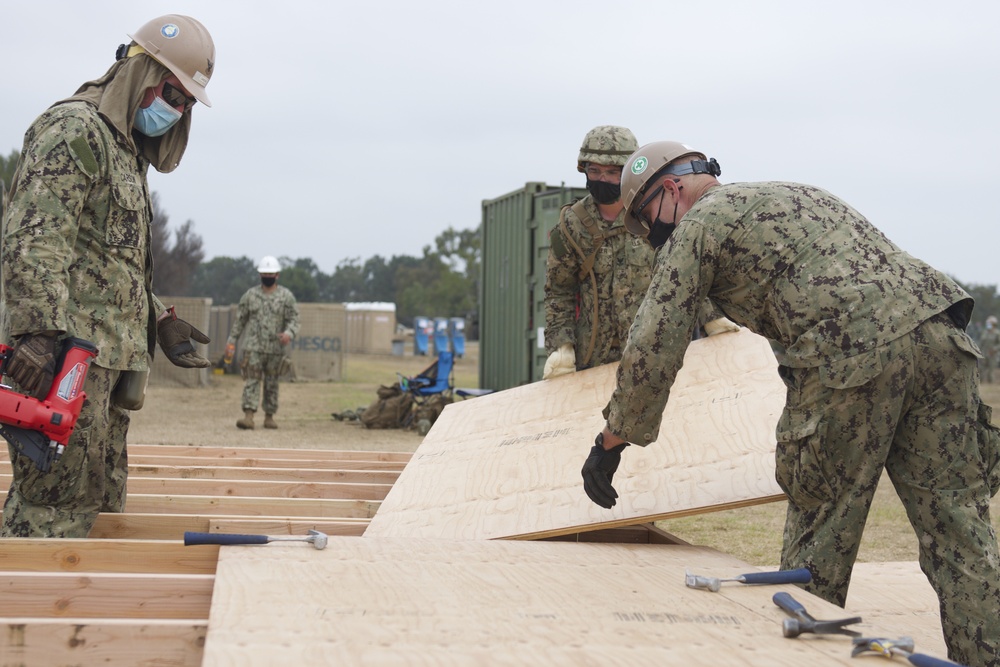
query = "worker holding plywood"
(584, 140, 1000, 667)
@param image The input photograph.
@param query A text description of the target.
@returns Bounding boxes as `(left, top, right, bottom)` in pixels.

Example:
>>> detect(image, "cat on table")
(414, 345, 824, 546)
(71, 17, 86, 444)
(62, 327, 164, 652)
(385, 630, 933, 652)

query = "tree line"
(3, 147, 1000, 334)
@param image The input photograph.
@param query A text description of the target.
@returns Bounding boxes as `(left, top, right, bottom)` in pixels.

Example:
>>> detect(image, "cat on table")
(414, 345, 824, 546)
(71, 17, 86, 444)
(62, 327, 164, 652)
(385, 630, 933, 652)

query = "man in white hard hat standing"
(225, 256, 300, 430)
(1, 15, 216, 538)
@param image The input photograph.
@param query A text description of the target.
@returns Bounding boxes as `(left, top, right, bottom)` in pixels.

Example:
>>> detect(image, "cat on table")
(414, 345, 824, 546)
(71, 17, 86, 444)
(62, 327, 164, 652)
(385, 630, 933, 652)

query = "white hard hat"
(257, 256, 281, 273)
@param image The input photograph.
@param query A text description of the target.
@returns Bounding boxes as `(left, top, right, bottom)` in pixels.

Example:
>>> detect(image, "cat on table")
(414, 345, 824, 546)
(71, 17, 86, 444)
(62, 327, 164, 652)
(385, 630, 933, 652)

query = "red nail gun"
(0, 337, 98, 472)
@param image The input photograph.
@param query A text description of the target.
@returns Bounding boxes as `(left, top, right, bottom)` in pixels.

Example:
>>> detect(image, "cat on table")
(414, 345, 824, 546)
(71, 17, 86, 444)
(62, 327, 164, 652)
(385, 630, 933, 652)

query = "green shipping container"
(479, 182, 588, 391)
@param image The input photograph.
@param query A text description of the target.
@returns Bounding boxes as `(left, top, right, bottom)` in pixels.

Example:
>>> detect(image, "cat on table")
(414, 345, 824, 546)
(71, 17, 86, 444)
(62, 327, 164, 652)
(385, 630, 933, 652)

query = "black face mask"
(261, 276, 277, 287)
(586, 179, 621, 205)
(646, 220, 676, 250)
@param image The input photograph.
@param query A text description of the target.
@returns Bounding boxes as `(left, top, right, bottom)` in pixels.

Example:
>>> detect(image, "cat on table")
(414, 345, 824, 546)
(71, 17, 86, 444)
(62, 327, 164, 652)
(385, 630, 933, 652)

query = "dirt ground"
(127, 343, 483, 453)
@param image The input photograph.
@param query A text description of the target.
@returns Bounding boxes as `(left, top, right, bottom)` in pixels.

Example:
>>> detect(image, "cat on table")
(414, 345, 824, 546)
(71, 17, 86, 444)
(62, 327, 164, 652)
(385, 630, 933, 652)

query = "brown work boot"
(236, 410, 255, 430)
(264, 414, 278, 429)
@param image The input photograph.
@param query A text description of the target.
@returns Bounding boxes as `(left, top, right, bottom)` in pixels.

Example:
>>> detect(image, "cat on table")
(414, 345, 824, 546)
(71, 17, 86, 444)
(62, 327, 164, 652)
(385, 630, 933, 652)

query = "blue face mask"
(133, 95, 183, 137)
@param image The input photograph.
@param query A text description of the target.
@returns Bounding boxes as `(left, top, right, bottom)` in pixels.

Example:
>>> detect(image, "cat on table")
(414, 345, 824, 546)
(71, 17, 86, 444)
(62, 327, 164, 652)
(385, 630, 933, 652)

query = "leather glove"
(5, 333, 58, 399)
(223, 342, 236, 365)
(704, 316, 740, 336)
(581, 432, 629, 509)
(157, 306, 212, 368)
(543, 343, 576, 379)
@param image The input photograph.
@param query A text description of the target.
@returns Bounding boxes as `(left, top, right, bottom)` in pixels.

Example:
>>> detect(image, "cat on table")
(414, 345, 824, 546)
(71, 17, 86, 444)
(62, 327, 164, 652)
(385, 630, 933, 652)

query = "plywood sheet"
(201, 538, 939, 667)
(366, 329, 786, 539)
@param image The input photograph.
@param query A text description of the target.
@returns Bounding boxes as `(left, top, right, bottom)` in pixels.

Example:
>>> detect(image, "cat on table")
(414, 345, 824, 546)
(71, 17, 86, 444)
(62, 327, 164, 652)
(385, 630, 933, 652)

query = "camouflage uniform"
(227, 285, 300, 415)
(545, 197, 657, 368)
(606, 182, 1000, 666)
(1, 101, 162, 538)
(979, 323, 1000, 383)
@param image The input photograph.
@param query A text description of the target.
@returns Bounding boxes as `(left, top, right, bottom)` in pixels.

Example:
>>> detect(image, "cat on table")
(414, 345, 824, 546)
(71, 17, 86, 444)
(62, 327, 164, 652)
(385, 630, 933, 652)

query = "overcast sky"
(3, 1, 998, 288)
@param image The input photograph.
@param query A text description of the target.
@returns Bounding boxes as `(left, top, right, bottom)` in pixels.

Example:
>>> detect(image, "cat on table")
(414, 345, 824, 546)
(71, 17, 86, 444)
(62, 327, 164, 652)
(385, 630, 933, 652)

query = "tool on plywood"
(773, 591, 863, 638)
(684, 567, 812, 592)
(184, 529, 328, 550)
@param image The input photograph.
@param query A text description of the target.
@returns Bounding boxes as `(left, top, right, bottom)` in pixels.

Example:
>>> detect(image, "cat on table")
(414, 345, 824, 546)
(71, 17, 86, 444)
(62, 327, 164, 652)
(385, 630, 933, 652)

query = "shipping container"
(479, 182, 588, 391)
(345, 302, 396, 355)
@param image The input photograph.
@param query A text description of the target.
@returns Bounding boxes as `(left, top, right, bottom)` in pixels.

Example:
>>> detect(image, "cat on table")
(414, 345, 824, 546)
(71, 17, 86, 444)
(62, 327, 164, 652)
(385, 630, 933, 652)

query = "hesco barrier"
(479, 182, 588, 392)
(211, 303, 348, 382)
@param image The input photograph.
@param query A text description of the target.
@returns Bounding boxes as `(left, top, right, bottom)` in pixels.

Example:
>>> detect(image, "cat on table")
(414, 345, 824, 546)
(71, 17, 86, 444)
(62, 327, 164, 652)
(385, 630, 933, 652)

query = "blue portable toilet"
(449, 317, 466, 358)
(413, 316, 431, 355)
(433, 317, 450, 355)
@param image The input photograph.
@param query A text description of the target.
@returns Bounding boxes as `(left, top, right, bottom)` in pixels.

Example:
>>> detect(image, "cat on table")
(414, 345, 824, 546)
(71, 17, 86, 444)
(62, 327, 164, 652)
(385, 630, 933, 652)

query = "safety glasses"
(162, 81, 196, 111)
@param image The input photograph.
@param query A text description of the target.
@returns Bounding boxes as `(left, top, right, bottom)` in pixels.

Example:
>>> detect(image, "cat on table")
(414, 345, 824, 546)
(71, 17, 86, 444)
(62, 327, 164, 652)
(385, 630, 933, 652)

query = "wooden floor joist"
(3, 538, 219, 574)
(89, 512, 370, 540)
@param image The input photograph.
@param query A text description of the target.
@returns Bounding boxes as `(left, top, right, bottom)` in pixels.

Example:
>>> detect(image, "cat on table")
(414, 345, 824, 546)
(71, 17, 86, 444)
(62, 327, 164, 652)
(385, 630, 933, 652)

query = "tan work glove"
(543, 343, 576, 379)
(6, 333, 58, 399)
(704, 316, 741, 337)
(157, 306, 212, 368)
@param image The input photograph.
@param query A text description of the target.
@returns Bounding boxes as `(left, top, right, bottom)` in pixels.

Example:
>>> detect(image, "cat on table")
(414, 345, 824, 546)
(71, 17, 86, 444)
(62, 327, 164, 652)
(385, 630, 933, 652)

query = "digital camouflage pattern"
(605, 181, 998, 665)
(545, 196, 656, 368)
(577, 125, 638, 170)
(2, 102, 160, 369)
(227, 284, 300, 414)
(2, 101, 162, 538)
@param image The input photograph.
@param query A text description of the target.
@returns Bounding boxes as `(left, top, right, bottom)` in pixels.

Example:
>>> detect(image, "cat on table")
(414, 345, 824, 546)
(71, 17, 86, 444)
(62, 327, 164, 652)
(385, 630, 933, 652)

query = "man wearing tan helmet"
(1, 15, 217, 538)
(542, 126, 736, 380)
(580, 141, 1000, 665)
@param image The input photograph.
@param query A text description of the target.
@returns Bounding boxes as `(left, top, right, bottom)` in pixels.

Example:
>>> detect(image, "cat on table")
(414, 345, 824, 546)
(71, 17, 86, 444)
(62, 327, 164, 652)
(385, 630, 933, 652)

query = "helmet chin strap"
(664, 157, 721, 177)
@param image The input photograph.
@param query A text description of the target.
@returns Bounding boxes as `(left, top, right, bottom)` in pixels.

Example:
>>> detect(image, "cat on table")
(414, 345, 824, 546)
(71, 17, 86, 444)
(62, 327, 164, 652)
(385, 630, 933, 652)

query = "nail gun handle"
(773, 591, 810, 618)
(742, 568, 812, 585)
(184, 531, 269, 546)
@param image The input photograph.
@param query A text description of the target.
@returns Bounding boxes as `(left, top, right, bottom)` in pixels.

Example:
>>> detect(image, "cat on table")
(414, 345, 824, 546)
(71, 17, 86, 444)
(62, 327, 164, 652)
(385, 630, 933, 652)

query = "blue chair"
(398, 351, 454, 401)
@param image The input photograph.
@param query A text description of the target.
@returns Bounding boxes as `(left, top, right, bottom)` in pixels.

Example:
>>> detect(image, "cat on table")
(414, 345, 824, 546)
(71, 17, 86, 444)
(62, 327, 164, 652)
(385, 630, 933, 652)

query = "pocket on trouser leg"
(13, 424, 91, 508)
(975, 402, 1000, 496)
(775, 410, 837, 510)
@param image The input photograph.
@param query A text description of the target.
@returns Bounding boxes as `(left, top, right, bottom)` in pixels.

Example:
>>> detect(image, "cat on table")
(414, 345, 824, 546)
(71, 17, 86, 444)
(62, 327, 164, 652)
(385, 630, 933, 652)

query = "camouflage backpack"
(360, 384, 414, 429)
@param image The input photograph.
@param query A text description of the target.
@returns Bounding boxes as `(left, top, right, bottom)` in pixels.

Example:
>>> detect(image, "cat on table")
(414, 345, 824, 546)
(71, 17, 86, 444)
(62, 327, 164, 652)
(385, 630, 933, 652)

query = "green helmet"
(577, 125, 638, 172)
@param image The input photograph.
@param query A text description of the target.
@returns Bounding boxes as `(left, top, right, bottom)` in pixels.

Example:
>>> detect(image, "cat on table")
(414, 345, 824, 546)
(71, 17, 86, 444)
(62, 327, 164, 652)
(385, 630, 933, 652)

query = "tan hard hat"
(129, 15, 215, 107)
(621, 141, 708, 236)
(577, 125, 638, 172)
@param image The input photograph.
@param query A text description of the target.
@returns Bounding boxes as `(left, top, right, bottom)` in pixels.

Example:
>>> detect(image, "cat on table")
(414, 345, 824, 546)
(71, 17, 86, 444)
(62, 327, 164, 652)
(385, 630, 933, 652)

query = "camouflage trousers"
(240, 350, 284, 414)
(2, 365, 129, 538)
(776, 313, 1000, 667)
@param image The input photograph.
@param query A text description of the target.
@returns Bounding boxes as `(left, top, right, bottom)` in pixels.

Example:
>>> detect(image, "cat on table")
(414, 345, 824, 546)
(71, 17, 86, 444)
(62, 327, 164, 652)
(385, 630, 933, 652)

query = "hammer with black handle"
(184, 529, 328, 550)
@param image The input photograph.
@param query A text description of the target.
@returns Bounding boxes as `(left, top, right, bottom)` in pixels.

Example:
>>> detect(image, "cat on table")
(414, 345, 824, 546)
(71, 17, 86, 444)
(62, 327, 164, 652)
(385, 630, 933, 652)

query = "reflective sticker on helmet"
(193, 71, 209, 86)
(631, 157, 648, 175)
(161, 24, 180, 39)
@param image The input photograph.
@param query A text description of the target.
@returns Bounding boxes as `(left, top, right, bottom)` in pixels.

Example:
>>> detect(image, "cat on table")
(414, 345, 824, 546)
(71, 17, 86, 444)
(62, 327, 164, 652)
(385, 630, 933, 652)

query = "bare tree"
(150, 192, 205, 296)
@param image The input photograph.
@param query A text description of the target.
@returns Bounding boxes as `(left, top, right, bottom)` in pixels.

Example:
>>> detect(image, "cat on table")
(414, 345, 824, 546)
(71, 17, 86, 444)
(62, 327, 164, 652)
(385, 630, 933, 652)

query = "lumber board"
(0, 538, 218, 575)
(89, 512, 369, 540)
(365, 329, 786, 540)
(124, 494, 380, 518)
(201, 537, 932, 666)
(0, 572, 214, 619)
(126, 464, 401, 483)
(0, 619, 206, 667)
(101, 476, 393, 500)
(126, 444, 413, 462)
(125, 455, 408, 470)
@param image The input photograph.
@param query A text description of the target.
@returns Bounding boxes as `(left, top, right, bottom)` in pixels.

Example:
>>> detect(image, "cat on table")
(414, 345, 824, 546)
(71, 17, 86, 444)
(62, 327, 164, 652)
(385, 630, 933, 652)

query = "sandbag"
(360, 384, 414, 429)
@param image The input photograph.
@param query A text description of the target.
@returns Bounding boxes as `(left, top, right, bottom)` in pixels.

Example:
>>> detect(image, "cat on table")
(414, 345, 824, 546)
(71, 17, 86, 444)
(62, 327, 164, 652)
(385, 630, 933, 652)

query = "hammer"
(851, 637, 966, 667)
(184, 529, 328, 550)
(773, 591, 862, 638)
(685, 567, 812, 592)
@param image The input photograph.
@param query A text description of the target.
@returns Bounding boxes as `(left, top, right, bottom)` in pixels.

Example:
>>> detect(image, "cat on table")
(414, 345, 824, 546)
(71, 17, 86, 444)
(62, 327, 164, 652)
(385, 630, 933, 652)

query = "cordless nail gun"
(0, 337, 98, 472)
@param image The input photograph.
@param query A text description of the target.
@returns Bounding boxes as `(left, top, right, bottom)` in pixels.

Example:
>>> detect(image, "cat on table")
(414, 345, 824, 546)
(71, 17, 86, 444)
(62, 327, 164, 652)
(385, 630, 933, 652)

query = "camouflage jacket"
(979, 327, 1000, 361)
(2, 101, 162, 370)
(227, 285, 300, 354)
(544, 196, 657, 368)
(606, 182, 973, 445)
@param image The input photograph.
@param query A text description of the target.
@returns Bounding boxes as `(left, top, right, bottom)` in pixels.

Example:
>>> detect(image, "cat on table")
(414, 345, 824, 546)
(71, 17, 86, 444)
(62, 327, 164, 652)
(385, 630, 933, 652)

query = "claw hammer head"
(684, 570, 722, 592)
(307, 529, 328, 550)
(851, 637, 916, 658)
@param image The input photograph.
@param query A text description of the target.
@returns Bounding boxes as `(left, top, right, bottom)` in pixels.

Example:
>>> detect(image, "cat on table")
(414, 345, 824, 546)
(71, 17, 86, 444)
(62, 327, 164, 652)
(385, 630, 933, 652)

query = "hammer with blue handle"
(685, 567, 812, 592)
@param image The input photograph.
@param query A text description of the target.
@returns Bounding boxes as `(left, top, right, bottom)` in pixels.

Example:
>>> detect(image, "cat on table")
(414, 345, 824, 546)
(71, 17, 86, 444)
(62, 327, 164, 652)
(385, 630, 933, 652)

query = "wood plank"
(125, 464, 401, 484)
(0, 538, 218, 575)
(365, 329, 786, 540)
(125, 444, 413, 462)
(89, 512, 369, 540)
(0, 619, 206, 667)
(108, 476, 393, 501)
(0, 572, 214, 619)
(201, 537, 923, 666)
(130, 455, 406, 471)
(124, 494, 380, 518)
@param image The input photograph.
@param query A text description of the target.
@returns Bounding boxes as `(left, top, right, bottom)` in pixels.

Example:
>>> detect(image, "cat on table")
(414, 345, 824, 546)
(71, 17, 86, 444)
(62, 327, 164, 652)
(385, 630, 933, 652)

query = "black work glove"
(581, 432, 629, 509)
(157, 306, 212, 368)
(6, 333, 58, 399)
